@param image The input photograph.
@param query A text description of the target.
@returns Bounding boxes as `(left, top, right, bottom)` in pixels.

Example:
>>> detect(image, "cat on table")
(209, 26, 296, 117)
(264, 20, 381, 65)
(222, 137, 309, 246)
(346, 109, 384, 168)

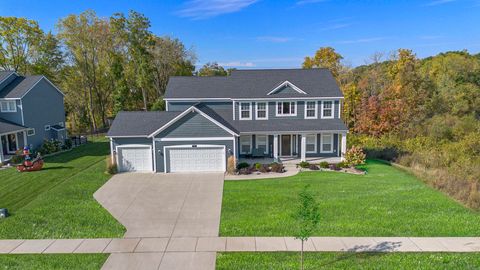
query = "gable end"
(267, 80, 307, 95)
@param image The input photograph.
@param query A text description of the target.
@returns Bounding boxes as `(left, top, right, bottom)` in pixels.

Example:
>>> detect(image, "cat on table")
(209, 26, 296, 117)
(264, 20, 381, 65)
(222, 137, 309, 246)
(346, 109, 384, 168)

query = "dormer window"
(239, 102, 252, 120)
(276, 101, 296, 116)
(321, 101, 334, 119)
(0, 100, 16, 113)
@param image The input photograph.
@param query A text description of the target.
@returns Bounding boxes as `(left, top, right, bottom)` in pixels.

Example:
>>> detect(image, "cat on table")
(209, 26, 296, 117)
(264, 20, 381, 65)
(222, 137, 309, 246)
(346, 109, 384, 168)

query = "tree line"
(303, 47, 480, 208)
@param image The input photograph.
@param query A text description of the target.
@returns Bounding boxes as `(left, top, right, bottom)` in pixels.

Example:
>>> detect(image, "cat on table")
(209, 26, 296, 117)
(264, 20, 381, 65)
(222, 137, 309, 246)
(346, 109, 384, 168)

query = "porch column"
(109, 138, 115, 164)
(341, 132, 347, 161)
(301, 134, 306, 162)
(273, 134, 278, 159)
(0, 136, 4, 163)
(23, 131, 28, 147)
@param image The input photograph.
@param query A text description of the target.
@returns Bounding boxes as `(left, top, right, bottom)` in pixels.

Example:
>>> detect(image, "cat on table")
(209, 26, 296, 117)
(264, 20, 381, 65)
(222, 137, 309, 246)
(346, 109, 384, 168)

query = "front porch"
(237, 132, 347, 164)
(0, 131, 28, 163)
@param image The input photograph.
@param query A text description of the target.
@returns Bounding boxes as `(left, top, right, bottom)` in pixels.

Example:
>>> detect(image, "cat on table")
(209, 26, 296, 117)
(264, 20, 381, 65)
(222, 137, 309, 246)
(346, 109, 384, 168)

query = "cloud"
(218, 61, 255, 67)
(256, 36, 293, 43)
(176, 0, 259, 20)
(296, 0, 328, 5)
(424, 0, 456, 6)
(319, 23, 351, 31)
(335, 37, 387, 44)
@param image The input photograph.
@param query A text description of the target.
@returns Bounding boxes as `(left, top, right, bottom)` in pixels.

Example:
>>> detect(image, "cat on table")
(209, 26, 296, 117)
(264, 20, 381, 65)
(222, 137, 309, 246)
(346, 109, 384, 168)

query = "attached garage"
(166, 145, 225, 173)
(116, 145, 153, 172)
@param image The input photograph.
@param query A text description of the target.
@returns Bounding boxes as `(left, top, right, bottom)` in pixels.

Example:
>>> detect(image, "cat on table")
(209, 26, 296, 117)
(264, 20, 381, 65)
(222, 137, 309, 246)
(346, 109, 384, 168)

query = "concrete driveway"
(94, 173, 224, 238)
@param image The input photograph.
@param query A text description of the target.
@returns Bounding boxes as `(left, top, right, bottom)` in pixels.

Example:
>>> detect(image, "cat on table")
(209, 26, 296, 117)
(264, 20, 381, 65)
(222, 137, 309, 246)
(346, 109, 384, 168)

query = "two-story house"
(0, 71, 66, 163)
(107, 68, 348, 173)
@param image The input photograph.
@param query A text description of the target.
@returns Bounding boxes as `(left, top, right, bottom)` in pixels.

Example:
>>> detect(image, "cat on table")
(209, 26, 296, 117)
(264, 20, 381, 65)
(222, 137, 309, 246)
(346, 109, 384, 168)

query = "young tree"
(292, 185, 320, 270)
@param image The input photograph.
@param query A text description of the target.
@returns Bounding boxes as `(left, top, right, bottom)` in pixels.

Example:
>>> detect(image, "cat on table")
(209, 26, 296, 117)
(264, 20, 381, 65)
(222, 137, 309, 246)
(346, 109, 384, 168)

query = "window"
(0, 101, 16, 112)
(321, 133, 333, 153)
(256, 102, 268, 120)
(58, 122, 64, 127)
(276, 101, 296, 116)
(27, 128, 35, 136)
(305, 101, 317, 119)
(240, 102, 252, 120)
(45, 125, 51, 131)
(255, 135, 268, 154)
(306, 134, 317, 153)
(321, 101, 334, 118)
(240, 136, 252, 154)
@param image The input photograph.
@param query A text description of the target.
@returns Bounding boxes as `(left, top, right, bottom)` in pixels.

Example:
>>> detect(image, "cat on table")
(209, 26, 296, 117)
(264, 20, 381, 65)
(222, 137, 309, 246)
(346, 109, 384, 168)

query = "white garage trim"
(115, 144, 153, 172)
(156, 137, 235, 142)
(163, 144, 226, 173)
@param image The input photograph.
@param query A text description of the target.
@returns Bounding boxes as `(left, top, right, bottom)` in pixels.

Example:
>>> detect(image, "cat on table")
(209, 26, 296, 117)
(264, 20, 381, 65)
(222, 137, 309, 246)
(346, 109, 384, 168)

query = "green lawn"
(220, 160, 480, 236)
(216, 252, 480, 270)
(0, 138, 125, 239)
(0, 254, 108, 270)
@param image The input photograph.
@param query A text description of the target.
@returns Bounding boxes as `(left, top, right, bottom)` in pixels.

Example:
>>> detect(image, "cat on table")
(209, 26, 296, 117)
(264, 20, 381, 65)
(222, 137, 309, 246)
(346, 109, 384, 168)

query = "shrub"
(258, 164, 270, 173)
(38, 139, 61, 155)
(106, 157, 117, 175)
(329, 164, 340, 171)
(227, 156, 236, 174)
(238, 167, 252, 175)
(298, 161, 310, 168)
(63, 138, 73, 150)
(309, 164, 319, 170)
(9, 154, 24, 165)
(336, 161, 348, 168)
(237, 162, 249, 170)
(344, 146, 366, 167)
(255, 163, 262, 170)
(319, 161, 329, 169)
(270, 162, 285, 173)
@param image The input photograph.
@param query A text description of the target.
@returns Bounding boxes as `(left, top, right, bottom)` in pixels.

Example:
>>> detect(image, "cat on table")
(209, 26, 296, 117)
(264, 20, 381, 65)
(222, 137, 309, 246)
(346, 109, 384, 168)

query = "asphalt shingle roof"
(165, 68, 342, 99)
(0, 71, 14, 83)
(107, 111, 182, 137)
(0, 117, 27, 134)
(0, 75, 43, 99)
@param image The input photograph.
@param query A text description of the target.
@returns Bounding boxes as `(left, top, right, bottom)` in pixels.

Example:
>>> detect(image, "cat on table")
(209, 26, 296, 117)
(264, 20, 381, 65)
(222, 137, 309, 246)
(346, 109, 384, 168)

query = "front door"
(1, 135, 7, 155)
(6, 134, 17, 154)
(281, 135, 291, 156)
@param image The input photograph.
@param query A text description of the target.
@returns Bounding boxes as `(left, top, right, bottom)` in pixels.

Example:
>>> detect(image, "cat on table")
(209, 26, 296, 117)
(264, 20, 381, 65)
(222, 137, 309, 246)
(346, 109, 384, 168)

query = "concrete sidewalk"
(2, 237, 480, 254)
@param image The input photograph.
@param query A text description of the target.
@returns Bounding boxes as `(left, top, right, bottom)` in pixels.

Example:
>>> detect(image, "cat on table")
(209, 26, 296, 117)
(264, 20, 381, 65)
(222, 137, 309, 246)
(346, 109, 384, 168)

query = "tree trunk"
(141, 87, 148, 111)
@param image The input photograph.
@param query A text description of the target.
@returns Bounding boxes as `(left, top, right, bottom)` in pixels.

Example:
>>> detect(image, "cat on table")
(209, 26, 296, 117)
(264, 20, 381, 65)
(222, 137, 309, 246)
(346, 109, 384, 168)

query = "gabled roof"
(107, 111, 183, 137)
(267, 80, 306, 95)
(0, 117, 28, 135)
(0, 73, 64, 99)
(165, 68, 342, 99)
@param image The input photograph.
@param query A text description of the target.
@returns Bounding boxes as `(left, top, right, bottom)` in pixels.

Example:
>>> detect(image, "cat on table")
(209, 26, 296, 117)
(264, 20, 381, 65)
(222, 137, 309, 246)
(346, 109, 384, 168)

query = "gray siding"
(0, 99, 23, 125)
(168, 101, 232, 111)
(157, 111, 231, 138)
(21, 78, 66, 149)
(155, 139, 234, 172)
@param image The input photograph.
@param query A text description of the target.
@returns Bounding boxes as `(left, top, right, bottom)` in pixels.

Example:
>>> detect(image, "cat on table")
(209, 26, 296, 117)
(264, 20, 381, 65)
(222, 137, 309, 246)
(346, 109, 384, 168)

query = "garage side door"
(168, 147, 225, 173)
(118, 146, 152, 172)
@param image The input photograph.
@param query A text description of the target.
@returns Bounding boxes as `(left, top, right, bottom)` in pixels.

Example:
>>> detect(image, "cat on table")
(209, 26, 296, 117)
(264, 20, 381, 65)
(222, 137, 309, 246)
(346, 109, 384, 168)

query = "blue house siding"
(155, 139, 234, 172)
(157, 111, 232, 138)
(0, 100, 23, 124)
(168, 101, 232, 112)
(21, 78, 66, 149)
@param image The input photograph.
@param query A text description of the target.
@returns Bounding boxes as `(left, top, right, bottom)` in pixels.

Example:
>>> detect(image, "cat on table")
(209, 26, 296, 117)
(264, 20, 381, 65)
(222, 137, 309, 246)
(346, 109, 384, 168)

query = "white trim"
(0, 128, 29, 137)
(0, 100, 17, 113)
(115, 144, 153, 172)
(0, 72, 17, 86)
(26, 128, 35, 136)
(106, 135, 149, 138)
(240, 130, 348, 135)
(233, 97, 344, 101)
(157, 137, 235, 142)
(305, 134, 317, 153)
(45, 125, 51, 131)
(23, 131, 27, 147)
(51, 126, 65, 131)
(165, 100, 169, 111)
(255, 102, 268, 120)
(276, 101, 297, 117)
(239, 135, 252, 154)
(148, 106, 239, 137)
(267, 80, 307, 95)
(320, 133, 334, 153)
(338, 100, 341, 119)
(164, 98, 231, 101)
(239, 102, 252, 120)
(20, 76, 65, 99)
(304, 101, 318, 119)
(19, 99, 24, 125)
(164, 97, 344, 101)
(232, 102, 236, 120)
(109, 138, 114, 164)
(321, 100, 334, 119)
(164, 144, 226, 173)
(152, 138, 157, 172)
(255, 134, 268, 154)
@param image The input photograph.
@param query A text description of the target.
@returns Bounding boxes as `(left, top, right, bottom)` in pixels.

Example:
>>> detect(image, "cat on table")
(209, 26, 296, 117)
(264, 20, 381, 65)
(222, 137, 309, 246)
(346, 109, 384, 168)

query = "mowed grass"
(0, 254, 108, 270)
(216, 252, 480, 270)
(220, 160, 480, 236)
(0, 138, 125, 239)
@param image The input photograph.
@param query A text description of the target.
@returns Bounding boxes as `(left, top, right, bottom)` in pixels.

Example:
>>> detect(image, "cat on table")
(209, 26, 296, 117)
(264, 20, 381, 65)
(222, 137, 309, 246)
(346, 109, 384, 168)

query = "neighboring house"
(0, 71, 66, 163)
(107, 68, 348, 173)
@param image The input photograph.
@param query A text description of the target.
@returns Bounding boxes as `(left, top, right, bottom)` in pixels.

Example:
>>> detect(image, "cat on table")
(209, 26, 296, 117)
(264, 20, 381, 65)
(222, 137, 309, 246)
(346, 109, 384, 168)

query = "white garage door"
(118, 146, 152, 172)
(168, 146, 225, 173)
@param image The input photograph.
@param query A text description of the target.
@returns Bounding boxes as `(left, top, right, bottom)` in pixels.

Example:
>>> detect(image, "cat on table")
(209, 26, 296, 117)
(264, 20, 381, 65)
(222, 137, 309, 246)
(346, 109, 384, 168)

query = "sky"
(1, 0, 479, 68)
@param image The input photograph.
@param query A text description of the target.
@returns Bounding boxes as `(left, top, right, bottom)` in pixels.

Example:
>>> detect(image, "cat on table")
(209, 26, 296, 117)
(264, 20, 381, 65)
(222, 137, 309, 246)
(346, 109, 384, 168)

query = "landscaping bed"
(0, 254, 108, 270)
(220, 160, 480, 237)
